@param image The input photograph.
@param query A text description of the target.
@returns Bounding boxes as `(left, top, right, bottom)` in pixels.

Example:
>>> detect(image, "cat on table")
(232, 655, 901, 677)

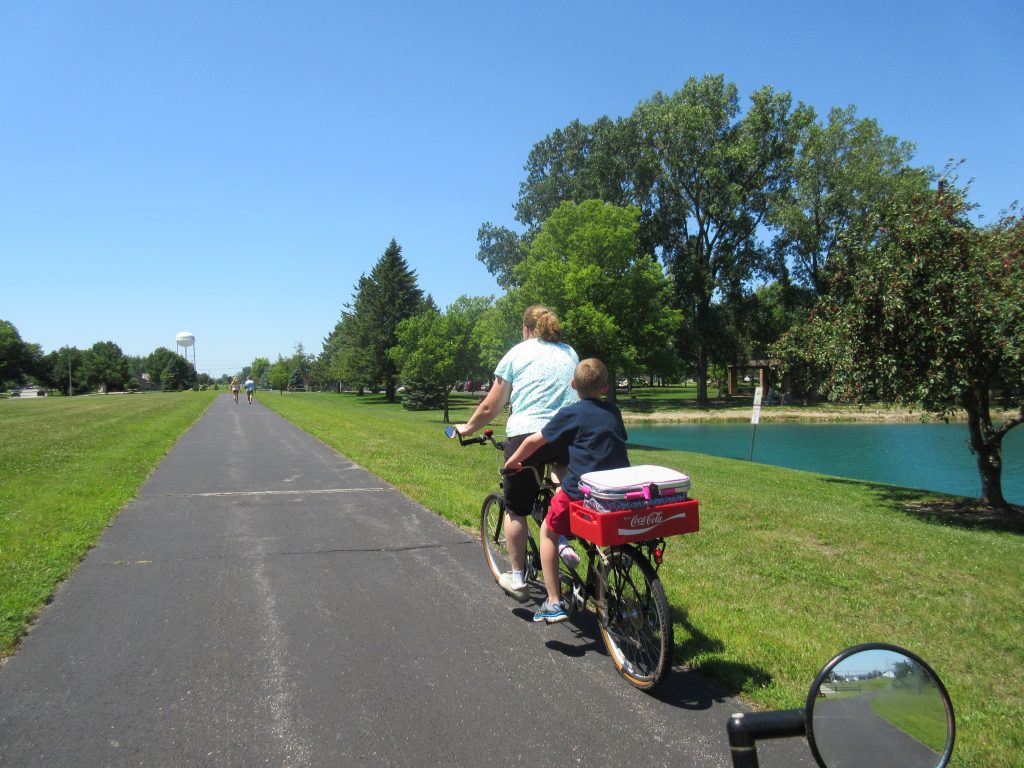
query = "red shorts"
(545, 489, 573, 536)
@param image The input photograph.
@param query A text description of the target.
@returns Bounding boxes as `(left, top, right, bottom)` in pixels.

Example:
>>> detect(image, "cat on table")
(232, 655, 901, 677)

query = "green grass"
(259, 391, 1023, 768)
(869, 680, 951, 753)
(1, 389, 1019, 766)
(0, 391, 216, 654)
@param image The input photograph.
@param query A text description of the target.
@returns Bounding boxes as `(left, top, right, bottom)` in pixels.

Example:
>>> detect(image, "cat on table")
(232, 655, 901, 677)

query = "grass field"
(1, 389, 1020, 766)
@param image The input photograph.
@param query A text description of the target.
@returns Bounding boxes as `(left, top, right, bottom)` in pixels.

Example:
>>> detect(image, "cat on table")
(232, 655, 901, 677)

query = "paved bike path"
(0, 395, 812, 767)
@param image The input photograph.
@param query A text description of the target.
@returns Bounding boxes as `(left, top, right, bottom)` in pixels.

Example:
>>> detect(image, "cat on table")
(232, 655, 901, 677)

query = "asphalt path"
(0, 394, 814, 767)
(810, 693, 945, 767)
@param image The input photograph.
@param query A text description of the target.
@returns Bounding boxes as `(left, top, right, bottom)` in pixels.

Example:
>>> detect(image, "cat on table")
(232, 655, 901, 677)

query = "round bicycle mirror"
(806, 643, 955, 768)
(444, 426, 457, 439)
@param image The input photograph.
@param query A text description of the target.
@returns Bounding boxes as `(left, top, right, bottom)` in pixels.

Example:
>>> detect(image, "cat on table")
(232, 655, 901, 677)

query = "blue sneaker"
(533, 599, 568, 624)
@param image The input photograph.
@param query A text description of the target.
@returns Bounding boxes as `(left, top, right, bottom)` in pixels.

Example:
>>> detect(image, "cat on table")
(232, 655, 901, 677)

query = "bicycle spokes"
(598, 546, 673, 690)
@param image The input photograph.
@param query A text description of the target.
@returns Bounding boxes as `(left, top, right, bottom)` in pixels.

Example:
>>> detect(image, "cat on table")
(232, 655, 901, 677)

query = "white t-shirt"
(494, 338, 579, 437)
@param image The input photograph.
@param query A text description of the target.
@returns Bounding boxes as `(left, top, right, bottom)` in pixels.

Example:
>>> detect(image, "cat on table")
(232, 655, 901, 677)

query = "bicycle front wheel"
(480, 493, 509, 583)
(597, 545, 673, 690)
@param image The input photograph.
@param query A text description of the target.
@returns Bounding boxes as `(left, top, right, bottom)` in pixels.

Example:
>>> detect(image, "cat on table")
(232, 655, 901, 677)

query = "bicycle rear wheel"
(480, 493, 510, 582)
(597, 545, 673, 690)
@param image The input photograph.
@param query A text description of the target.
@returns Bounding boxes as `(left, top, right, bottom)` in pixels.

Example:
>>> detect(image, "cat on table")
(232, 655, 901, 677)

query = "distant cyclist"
(453, 305, 578, 602)
(244, 376, 255, 404)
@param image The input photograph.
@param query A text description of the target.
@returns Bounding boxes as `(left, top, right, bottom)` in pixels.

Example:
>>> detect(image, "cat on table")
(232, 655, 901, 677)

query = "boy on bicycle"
(504, 358, 628, 623)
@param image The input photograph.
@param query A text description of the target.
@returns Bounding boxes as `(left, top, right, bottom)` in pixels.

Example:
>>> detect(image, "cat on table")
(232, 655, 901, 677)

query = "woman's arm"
(504, 431, 548, 471)
(454, 376, 512, 436)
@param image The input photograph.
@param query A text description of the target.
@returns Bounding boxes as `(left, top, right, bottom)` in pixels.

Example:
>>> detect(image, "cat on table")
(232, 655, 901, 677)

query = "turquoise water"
(627, 421, 1023, 504)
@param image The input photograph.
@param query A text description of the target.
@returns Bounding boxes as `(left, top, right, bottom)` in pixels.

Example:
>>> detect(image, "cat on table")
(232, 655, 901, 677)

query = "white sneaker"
(498, 571, 529, 603)
(558, 536, 580, 568)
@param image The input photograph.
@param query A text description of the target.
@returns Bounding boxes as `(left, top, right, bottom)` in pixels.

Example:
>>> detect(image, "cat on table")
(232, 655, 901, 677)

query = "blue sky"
(3, 1, 1021, 378)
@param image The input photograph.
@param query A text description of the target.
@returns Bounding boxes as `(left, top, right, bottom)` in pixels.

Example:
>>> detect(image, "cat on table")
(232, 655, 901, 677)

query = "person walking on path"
(230, 377, 240, 404)
(453, 304, 578, 602)
(244, 376, 255, 404)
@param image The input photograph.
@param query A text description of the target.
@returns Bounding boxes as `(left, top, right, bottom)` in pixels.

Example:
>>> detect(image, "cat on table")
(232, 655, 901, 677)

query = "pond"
(626, 421, 1024, 504)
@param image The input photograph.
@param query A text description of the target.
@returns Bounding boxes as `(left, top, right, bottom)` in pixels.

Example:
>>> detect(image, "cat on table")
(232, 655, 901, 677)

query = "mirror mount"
(727, 708, 806, 768)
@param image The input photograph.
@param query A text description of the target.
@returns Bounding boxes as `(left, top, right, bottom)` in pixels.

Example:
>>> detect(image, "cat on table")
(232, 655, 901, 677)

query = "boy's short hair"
(574, 358, 608, 399)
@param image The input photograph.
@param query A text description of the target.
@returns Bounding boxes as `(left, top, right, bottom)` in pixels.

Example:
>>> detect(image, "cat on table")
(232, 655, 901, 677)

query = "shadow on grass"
(822, 477, 1024, 535)
(670, 605, 772, 702)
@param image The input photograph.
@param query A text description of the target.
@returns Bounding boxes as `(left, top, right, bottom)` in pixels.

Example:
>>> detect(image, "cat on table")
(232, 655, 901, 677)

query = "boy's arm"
(503, 431, 549, 472)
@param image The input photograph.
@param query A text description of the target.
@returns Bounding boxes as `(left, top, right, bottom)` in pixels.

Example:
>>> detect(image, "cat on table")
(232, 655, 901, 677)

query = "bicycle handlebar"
(444, 427, 550, 486)
(444, 425, 497, 447)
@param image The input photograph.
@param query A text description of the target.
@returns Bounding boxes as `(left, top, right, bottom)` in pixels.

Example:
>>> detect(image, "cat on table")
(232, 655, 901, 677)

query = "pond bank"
(620, 403, 1019, 425)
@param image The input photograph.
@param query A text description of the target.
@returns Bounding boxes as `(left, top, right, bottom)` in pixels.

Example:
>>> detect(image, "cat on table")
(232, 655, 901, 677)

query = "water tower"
(175, 331, 196, 368)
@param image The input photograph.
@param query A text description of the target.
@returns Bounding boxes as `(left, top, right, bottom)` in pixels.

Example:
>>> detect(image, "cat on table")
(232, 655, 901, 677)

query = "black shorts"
(502, 433, 570, 518)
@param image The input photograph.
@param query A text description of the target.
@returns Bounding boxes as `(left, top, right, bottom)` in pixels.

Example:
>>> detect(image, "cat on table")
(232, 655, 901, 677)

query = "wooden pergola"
(726, 359, 776, 397)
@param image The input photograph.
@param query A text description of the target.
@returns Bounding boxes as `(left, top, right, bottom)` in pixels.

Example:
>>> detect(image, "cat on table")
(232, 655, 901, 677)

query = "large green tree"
(287, 343, 314, 390)
(332, 239, 426, 401)
(0, 320, 41, 388)
(390, 296, 491, 419)
(369, 240, 426, 401)
(478, 75, 813, 402)
(477, 116, 654, 292)
(470, 296, 522, 375)
(323, 274, 377, 393)
(268, 357, 290, 393)
(634, 76, 812, 402)
(144, 347, 196, 391)
(775, 181, 1023, 510)
(771, 105, 930, 296)
(250, 357, 271, 389)
(512, 200, 681, 393)
(81, 341, 130, 392)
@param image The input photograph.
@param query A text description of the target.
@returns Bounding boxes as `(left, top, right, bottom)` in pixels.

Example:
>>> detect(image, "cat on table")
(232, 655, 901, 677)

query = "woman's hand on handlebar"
(452, 424, 469, 437)
(503, 456, 524, 473)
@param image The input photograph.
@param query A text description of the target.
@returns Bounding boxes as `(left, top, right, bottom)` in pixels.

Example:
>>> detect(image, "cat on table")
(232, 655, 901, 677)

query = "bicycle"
(446, 426, 698, 690)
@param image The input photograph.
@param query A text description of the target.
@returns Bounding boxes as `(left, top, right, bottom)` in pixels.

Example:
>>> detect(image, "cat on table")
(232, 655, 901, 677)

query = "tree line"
(0, 325, 202, 394)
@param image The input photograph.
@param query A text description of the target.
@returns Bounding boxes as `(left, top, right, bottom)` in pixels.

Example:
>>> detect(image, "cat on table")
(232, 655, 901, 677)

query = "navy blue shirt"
(541, 398, 629, 499)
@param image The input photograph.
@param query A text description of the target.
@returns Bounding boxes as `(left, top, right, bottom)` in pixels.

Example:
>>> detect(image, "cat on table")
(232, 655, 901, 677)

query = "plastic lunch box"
(570, 465, 699, 546)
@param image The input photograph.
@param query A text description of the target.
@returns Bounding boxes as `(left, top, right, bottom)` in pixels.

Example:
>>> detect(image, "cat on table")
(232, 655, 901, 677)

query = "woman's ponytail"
(522, 304, 562, 343)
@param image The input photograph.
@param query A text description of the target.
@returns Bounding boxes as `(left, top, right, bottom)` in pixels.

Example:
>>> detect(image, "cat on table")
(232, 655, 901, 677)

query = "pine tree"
(362, 239, 426, 401)
(322, 240, 425, 399)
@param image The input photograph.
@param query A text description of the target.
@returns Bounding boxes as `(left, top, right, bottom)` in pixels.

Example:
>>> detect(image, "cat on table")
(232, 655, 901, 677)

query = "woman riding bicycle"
(453, 305, 578, 602)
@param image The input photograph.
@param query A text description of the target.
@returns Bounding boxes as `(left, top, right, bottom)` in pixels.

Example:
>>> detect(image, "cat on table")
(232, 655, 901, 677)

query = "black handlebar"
(444, 426, 498, 448)
(445, 427, 546, 484)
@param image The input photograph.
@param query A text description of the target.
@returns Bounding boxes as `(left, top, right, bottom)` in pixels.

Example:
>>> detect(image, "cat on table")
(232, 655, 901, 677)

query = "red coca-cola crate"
(569, 499, 699, 546)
